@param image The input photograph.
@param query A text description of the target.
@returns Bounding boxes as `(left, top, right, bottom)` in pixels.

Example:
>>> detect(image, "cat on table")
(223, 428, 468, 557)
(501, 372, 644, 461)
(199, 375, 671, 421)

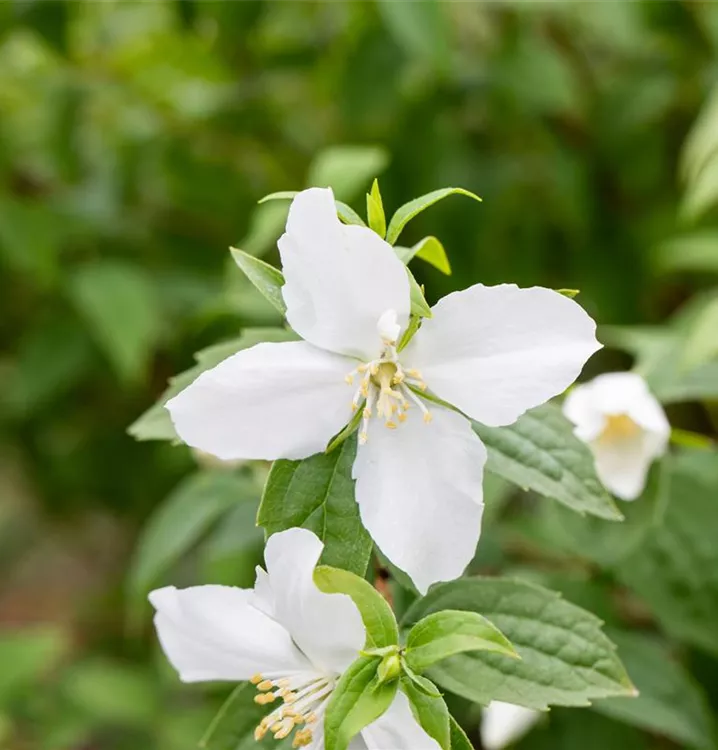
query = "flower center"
(600, 413, 640, 442)
(251, 671, 334, 748)
(344, 309, 432, 444)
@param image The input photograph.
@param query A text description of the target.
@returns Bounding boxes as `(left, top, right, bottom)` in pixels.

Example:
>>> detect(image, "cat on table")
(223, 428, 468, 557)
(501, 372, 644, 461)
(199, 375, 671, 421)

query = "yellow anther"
(345, 374, 354, 385)
(250, 673, 263, 685)
(275, 725, 294, 740)
(363, 407, 372, 418)
(305, 713, 317, 724)
(385, 421, 397, 430)
(370, 363, 379, 375)
(351, 402, 358, 412)
(254, 693, 276, 705)
(271, 722, 284, 734)
(398, 413, 407, 423)
(407, 369, 423, 379)
(423, 411, 433, 424)
(258, 680, 274, 691)
(283, 691, 297, 703)
(293, 729, 314, 748)
(419, 382, 427, 391)
(359, 432, 368, 444)
(392, 372, 405, 385)
(361, 382, 369, 397)
(254, 725, 268, 741)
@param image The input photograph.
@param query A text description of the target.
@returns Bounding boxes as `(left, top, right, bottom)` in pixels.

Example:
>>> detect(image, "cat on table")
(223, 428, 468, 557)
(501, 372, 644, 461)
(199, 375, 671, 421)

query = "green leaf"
(449, 716, 474, 750)
(556, 288, 580, 298)
(405, 610, 517, 672)
(129, 328, 296, 442)
(229, 247, 286, 314)
(475, 403, 623, 521)
(385, 188, 482, 246)
(199, 683, 293, 750)
(259, 191, 366, 226)
(407, 267, 433, 318)
(314, 564, 399, 649)
(367, 179, 386, 238)
(376, 0, 450, 70)
(401, 578, 635, 710)
(0, 627, 68, 701)
(68, 260, 162, 384)
(401, 661, 442, 697)
(397, 313, 423, 352)
(324, 656, 398, 750)
(401, 677, 450, 750)
(257, 436, 373, 576)
(617, 448, 718, 656)
(128, 471, 257, 596)
(594, 630, 716, 749)
(395, 236, 451, 275)
(655, 231, 718, 274)
(238, 200, 289, 257)
(681, 294, 718, 370)
(307, 145, 389, 202)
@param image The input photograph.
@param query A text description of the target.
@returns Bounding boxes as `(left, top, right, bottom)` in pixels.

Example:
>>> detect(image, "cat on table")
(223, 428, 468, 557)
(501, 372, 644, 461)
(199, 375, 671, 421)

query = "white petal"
(590, 431, 661, 501)
(279, 188, 410, 359)
(481, 702, 542, 750)
(263, 528, 365, 674)
(360, 689, 442, 750)
(166, 341, 354, 461)
(403, 285, 601, 427)
(353, 406, 486, 594)
(149, 585, 310, 683)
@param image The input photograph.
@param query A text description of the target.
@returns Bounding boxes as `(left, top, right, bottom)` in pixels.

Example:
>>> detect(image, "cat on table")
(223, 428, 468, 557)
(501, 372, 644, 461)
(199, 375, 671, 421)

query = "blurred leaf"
(258, 435, 373, 576)
(68, 260, 162, 384)
(129, 328, 296, 442)
(62, 659, 158, 727)
(681, 295, 718, 370)
(129, 470, 258, 597)
(655, 231, 718, 274)
(307, 145, 389, 202)
(681, 157, 718, 222)
(238, 201, 289, 258)
(618, 448, 718, 657)
(681, 86, 718, 186)
(229, 247, 287, 315)
(595, 630, 716, 749)
(386, 188, 481, 246)
(401, 578, 634, 710)
(0, 627, 68, 702)
(395, 236, 451, 275)
(377, 0, 449, 69)
(474, 403, 623, 522)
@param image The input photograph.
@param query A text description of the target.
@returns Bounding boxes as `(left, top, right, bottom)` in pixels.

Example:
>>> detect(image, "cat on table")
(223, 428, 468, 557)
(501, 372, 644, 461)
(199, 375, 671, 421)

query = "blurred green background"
(2, 1, 718, 749)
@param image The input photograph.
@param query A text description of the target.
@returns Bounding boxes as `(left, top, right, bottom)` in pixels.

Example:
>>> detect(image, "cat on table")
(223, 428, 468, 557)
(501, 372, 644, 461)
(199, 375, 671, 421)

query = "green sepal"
(401, 677, 451, 750)
(229, 247, 286, 315)
(367, 179, 387, 237)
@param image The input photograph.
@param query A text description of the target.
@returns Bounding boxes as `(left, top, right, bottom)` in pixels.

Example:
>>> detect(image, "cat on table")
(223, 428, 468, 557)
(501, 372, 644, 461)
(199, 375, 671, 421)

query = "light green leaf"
(407, 267, 433, 318)
(401, 678, 450, 750)
(229, 247, 286, 314)
(556, 288, 580, 298)
(376, 0, 449, 69)
(308, 145, 389, 202)
(449, 716, 474, 750)
(257, 436, 373, 576)
(128, 471, 257, 596)
(680, 85, 718, 186)
(655, 231, 718, 274)
(0, 627, 68, 701)
(314, 564, 399, 649)
(401, 661, 442, 698)
(238, 200, 289, 257)
(594, 630, 716, 749)
(199, 683, 292, 750)
(324, 656, 397, 750)
(681, 294, 718, 370)
(401, 578, 635, 710)
(397, 313, 423, 352)
(68, 260, 162, 384)
(681, 157, 718, 222)
(395, 236, 451, 275)
(475, 403, 623, 521)
(617, 448, 718, 657)
(367, 179, 386, 238)
(385, 188, 482, 246)
(405, 610, 517, 672)
(128, 328, 296, 442)
(259, 191, 366, 226)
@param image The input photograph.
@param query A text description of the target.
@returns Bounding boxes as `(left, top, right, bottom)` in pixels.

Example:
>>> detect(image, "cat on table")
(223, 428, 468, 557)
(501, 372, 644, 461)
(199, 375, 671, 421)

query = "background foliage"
(1, 1, 718, 749)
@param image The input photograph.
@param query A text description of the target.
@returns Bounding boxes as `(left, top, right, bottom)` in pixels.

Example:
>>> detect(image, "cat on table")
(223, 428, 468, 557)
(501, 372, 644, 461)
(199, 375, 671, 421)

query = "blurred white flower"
(167, 187, 600, 592)
(481, 701, 541, 749)
(563, 372, 670, 500)
(150, 528, 439, 750)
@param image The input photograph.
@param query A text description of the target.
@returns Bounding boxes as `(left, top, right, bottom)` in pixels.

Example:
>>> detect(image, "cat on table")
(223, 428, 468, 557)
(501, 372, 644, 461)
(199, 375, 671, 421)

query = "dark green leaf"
(402, 677, 451, 750)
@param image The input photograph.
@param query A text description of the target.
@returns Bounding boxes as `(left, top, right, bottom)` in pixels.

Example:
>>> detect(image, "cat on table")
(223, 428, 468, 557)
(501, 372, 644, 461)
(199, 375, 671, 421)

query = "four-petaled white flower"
(150, 528, 440, 750)
(481, 701, 541, 749)
(563, 372, 670, 501)
(167, 187, 601, 592)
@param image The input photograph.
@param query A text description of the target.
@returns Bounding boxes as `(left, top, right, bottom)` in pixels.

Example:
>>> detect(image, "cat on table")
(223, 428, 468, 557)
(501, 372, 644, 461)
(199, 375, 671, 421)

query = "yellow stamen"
(254, 693, 276, 705)
(423, 411, 433, 424)
(250, 674, 263, 685)
(258, 680, 274, 691)
(385, 421, 397, 430)
(293, 729, 314, 748)
(601, 413, 640, 441)
(359, 432, 368, 444)
(398, 413, 407, 423)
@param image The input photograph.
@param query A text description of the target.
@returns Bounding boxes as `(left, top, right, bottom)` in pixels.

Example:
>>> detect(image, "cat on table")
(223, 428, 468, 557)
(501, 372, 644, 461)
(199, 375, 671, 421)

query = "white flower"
(563, 372, 670, 500)
(167, 187, 600, 592)
(150, 528, 440, 750)
(481, 702, 541, 749)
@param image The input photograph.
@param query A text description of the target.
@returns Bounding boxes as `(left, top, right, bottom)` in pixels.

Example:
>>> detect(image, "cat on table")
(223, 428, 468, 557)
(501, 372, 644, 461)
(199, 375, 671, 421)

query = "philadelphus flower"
(150, 528, 440, 750)
(563, 372, 670, 501)
(481, 702, 541, 749)
(167, 187, 601, 592)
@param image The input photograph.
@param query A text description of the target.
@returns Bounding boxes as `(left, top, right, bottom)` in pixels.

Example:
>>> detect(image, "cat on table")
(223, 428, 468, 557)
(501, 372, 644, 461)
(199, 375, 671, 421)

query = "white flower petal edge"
(166, 341, 353, 461)
(353, 405, 487, 594)
(402, 284, 601, 427)
(360, 690, 442, 750)
(563, 372, 670, 501)
(150, 528, 434, 750)
(279, 187, 410, 360)
(481, 701, 542, 750)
